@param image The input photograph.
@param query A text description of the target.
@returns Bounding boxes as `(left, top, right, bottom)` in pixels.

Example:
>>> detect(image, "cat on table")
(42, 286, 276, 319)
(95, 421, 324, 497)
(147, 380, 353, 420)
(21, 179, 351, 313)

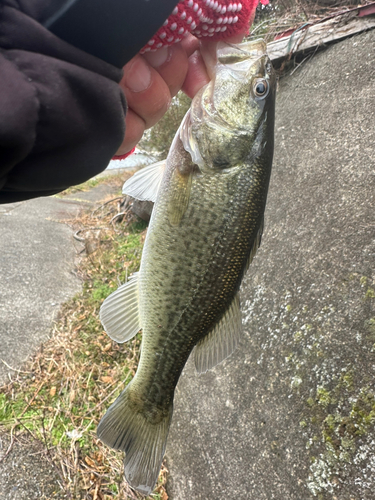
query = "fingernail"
(143, 47, 170, 68)
(124, 57, 152, 92)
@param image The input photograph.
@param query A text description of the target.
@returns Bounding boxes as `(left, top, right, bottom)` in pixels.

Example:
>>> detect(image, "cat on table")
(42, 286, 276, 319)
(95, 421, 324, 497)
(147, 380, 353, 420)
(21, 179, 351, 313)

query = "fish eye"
(254, 79, 269, 98)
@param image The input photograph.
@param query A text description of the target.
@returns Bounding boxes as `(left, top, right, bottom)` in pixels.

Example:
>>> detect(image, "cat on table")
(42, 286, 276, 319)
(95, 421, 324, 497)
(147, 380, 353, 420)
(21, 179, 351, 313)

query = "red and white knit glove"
(142, 0, 266, 52)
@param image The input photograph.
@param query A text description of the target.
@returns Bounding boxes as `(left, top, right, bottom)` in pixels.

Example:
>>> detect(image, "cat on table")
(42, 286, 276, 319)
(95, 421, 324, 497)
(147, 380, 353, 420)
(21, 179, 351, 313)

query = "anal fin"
(194, 293, 242, 374)
(99, 273, 141, 343)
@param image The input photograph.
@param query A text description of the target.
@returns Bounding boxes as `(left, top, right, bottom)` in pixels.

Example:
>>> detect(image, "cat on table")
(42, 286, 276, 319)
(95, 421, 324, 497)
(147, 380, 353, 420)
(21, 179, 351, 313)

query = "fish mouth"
(238, 39, 268, 56)
(217, 39, 267, 64)
(216, 39, 269, 81)
(182, 39, 272, 168)
(201, 38, 267, 80)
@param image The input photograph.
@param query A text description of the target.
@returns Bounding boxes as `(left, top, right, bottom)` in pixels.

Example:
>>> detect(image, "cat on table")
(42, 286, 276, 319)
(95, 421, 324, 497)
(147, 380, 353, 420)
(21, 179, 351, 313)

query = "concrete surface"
(166, 30, 375, 499)
(0, 181, 123, 385)
(0, 181, 123, 499)
(0, 434, 65, 500)
(0, 197, 82, 385)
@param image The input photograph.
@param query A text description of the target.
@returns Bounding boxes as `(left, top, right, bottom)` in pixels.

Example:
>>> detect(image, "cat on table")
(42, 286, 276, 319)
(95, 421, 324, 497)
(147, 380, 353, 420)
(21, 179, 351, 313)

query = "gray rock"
(131, 199, 154, 222)
(166, 30, 375, 499)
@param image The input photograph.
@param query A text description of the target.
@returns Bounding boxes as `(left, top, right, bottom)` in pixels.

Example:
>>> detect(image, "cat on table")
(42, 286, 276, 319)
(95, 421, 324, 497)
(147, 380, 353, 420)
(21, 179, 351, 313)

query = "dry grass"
(252, 0, 375, 43)
(0, 179, 168, 500)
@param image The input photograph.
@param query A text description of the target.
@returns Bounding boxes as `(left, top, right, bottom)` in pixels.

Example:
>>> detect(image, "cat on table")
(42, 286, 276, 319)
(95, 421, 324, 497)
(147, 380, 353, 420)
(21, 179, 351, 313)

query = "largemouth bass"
(97, 39, 275, 495)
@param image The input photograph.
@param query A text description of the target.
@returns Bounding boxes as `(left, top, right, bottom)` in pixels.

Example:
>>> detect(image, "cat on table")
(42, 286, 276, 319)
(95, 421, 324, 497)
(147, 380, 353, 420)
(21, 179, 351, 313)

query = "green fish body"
(98, 40, 276, 495)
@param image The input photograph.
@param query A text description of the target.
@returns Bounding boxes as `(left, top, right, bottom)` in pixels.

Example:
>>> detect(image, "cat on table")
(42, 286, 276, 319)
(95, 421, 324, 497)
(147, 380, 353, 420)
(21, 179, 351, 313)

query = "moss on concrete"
(282, 273, 375, 496)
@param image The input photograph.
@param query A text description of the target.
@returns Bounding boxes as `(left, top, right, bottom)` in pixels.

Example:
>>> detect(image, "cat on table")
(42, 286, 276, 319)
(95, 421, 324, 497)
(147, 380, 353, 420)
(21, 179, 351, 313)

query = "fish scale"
(97, 39, 275, 495)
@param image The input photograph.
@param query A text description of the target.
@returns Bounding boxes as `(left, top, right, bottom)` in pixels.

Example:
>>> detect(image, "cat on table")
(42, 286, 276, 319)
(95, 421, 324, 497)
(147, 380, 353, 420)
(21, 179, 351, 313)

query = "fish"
(97, 39, 276, 495)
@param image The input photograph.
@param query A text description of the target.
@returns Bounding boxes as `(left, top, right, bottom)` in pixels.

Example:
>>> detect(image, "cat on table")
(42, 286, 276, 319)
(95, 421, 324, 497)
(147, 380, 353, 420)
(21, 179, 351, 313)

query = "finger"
(199, 41, 218, 80)
(143, 43, 189, 98)
(181, 33, 200, 58)
(115, 109, 145, 156)
(182, 31, 248, 98)
(181, 50, 210, 99)
(120, 55, 171, 130)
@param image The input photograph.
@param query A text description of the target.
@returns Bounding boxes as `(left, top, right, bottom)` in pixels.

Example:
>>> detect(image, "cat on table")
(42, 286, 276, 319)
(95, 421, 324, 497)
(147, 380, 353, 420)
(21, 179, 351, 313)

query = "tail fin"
(97, 383, 173, 496)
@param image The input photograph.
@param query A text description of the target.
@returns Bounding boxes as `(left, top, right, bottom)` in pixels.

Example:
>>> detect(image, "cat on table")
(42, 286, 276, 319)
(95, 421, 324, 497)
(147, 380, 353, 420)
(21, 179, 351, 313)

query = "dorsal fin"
(194, 293, 242, 374)
(122, 161, 166, 202)
(99, 273, 141, 343)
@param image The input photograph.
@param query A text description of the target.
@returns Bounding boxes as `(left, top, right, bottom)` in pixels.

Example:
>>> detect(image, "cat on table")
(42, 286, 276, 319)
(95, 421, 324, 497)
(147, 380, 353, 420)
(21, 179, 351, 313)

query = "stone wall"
(166, 29, 375, 500)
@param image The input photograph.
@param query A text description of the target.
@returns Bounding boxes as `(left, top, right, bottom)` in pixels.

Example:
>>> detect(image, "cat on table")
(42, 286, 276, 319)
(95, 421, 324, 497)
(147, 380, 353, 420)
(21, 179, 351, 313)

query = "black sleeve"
(0, 0, 178, 203)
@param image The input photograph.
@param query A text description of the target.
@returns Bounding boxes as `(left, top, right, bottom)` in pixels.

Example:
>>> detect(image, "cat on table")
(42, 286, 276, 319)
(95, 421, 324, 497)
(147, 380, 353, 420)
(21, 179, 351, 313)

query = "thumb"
(200, 32, 247, 79)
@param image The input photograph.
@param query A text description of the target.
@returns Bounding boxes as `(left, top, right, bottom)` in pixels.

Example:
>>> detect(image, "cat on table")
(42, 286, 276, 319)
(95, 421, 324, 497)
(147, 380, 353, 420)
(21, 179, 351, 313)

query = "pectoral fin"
(99, 273, 141, 343)
(122, 161, 166, 202)
(194, 293, 242, 374)
(167, 165, 194, 226)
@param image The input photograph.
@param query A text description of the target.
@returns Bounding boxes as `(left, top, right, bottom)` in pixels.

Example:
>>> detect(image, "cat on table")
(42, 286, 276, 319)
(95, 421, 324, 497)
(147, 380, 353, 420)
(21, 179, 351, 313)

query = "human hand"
(115, 33, 245, 157)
